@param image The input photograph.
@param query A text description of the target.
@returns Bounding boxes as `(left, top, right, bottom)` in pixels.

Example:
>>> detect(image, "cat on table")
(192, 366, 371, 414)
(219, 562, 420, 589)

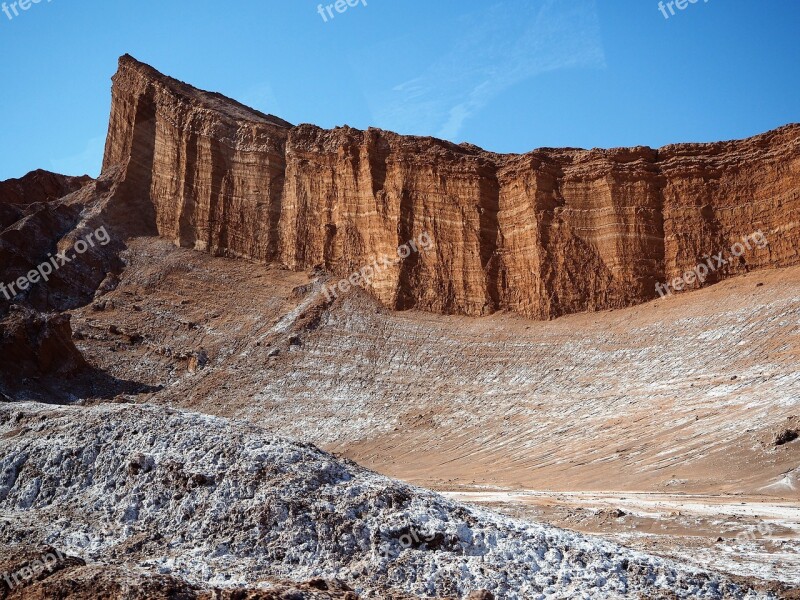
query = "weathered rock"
(0, 170, 102, 318)
(0, 172, 126, 318)
(0, 402, 775, 599)
(0, 302, 164, 403)
(0, 169, 91, 206)
(102, 55, 800, 319)
(0, 545, 361, 599)
(466, 591, 495, 600)
(0, 306, 87, 382)
(0, 169, 91, 231)
(768, 416, 800, 447)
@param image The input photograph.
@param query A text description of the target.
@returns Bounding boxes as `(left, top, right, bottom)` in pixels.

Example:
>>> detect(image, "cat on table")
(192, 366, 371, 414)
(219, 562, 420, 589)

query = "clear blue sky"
(0, 0, 798, 180)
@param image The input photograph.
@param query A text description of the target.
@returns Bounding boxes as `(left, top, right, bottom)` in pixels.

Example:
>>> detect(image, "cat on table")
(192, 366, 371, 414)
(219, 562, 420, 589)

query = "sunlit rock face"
(102, 55, 800, 319)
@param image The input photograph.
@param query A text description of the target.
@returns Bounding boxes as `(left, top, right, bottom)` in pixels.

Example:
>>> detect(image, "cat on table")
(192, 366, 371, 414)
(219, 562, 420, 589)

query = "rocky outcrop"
(0, 171, 94, 306)
(0, 170, 91, 231)
(0, 402, 775, 599)
(0, 169, 90, 206)
(0, 171, 129, 318)
(0, 306, 87, 383)
(101, 55, 800, 319)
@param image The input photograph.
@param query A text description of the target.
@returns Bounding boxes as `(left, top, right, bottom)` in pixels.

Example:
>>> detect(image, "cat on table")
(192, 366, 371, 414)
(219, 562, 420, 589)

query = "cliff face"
(102, 55, 800, 319)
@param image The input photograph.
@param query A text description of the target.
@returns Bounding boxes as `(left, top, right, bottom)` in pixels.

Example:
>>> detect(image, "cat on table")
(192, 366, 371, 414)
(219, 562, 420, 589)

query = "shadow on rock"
(0, 305, 160, 404)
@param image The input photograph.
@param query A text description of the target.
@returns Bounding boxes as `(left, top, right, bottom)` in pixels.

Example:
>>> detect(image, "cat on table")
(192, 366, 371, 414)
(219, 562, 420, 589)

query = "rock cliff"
(102, 55, 800, 319)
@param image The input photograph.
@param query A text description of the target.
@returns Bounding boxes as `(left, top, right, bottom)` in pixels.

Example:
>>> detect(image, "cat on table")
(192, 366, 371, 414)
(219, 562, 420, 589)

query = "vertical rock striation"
(101, 55, 800, 319)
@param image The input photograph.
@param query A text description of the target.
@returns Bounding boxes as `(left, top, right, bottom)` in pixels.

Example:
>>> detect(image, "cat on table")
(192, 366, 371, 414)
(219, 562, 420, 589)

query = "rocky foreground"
(0, 402, 783, 599)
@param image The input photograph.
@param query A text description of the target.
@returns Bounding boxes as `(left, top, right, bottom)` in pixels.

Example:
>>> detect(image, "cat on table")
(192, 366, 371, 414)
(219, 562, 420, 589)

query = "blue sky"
(0, 0, 798, 180)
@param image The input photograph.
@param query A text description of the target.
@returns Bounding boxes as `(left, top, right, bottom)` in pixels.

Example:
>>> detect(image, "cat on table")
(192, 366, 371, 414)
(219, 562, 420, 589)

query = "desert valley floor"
(18, 235, 795, 592)
(2, 55, 799, 599)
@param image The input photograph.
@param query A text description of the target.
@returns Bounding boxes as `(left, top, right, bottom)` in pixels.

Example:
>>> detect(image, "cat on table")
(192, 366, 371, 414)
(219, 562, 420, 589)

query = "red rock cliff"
(101, 55, 800, 319)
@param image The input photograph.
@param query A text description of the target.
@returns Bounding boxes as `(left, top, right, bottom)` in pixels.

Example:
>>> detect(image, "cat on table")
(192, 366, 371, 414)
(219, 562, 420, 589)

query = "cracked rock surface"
(0, 402, 777, 599)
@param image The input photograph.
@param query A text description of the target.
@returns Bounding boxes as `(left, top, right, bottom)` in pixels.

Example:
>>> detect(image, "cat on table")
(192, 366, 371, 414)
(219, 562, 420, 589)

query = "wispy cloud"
(50, 135, 105, 177)
(355, 0, 605, 140)
(239, 82, 282, 117)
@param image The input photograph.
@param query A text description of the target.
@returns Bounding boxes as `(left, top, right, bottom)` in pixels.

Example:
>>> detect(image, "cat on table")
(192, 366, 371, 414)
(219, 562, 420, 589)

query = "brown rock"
(99, 54, 800, 320)
(0, 306, 87, 381)
(0, 169, 90, 205)
(0, 169, 90, 230)
(772, 416, 800, 447)
(0, 172, 124, 318)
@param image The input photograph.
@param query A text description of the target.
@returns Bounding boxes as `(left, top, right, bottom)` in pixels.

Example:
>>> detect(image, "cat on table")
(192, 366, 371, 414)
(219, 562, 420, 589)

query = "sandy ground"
(40, 236, 800, 587)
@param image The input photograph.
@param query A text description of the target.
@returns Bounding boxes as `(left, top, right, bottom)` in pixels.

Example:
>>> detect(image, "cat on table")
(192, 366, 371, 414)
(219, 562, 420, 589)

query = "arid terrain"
(1, 55, 798, 598)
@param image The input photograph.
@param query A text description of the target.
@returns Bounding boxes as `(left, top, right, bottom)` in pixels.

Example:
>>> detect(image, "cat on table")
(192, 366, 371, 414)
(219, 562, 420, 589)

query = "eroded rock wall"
(102, 55, 800, 319)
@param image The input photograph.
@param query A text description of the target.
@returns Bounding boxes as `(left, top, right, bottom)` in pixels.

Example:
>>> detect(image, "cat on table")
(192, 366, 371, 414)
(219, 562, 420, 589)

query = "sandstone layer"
(102, 55, 799, 319)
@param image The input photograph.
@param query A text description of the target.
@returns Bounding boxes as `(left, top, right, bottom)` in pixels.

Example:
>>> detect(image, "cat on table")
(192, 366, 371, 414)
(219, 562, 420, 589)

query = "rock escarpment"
(102, 55, 800, 319)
